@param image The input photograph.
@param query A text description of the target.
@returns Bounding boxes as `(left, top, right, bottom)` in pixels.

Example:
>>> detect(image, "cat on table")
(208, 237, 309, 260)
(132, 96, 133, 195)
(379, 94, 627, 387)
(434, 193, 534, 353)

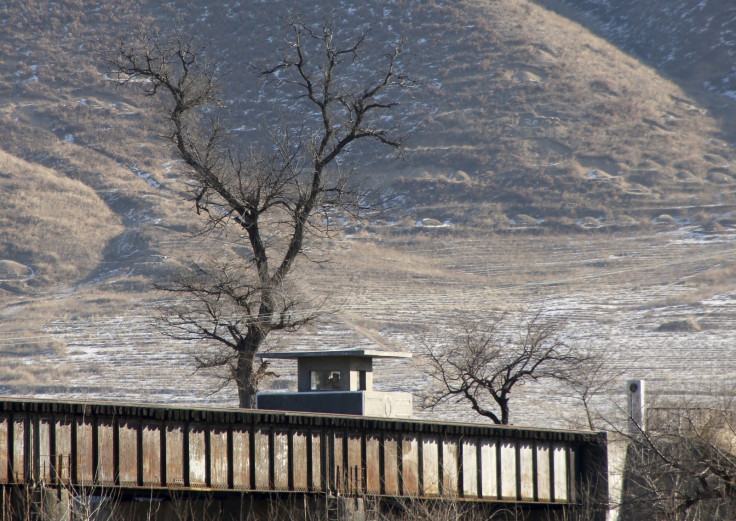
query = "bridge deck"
(0, 398, 606, 506)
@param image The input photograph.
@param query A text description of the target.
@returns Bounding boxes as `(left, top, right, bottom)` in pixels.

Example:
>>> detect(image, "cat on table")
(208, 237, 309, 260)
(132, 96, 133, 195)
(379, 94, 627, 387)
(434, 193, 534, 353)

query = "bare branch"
(421, 312, 590, 425)
(113, 15, 412, 407)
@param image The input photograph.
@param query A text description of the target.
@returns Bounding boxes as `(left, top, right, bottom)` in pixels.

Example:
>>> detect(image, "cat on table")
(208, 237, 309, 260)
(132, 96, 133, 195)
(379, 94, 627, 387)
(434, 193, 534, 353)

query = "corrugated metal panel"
(519, 443, 534, 500)
(333, 431, 344, 492)
(118, 420, 138, 486)
(76, 419, 94, 484)
(553, 446, 568, 501)
(365, 434, 381, 494)
(462, 440, 478, 497)
(0, 399, 603, 443)
(188, 425, 207, 487)
(0, 399, 604, 507)
(97, 420, 115, 486)
(310, 432, 321, 492)
(442, 438, 458, 497)
(480, 440, 497, 498)
(55, 419, 72, 484)
(142, 422, 161, 486)
(383, 435, 399, 495)
(12, 419, 25, 483)
(209, 427, 228, 489)
(231, 428, 250, 490)
(347, 434, 362, 494)
(273, 431, 289, 491)
(401, 435, 419, 496)
(38, 418, 51, 483)
(422, 436, 439, 496)
(165, 424, 185, 486)
(0, 417, 7, 483)
(254, 429, 270, 490)
(536, 443, 551, 501)
(292, 431, 308, 491)
(500, 442, 516, 500)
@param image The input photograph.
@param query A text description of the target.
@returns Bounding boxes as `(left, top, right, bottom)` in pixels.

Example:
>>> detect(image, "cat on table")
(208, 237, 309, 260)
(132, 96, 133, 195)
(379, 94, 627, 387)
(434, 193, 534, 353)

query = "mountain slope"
(1, 0, 735, 291)
(1, 0, 736, 420)
(534, 0, 736, 102)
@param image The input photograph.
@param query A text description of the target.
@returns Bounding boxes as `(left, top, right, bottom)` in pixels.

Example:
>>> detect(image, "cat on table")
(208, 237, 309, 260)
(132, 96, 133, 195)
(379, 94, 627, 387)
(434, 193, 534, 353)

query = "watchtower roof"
(257, 349, 412, 359)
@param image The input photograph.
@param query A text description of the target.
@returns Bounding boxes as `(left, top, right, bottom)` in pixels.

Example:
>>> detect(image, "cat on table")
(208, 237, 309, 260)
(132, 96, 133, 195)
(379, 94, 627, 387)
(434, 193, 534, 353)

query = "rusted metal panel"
(0, 416, 8, 483)
(383, 435, 399, 495)
(165, 424, 185, 486)
(231, 428, 250, 490)
(500, 442, 517, 500)
(568, 446, 577, 503)
(553, 446, 568, 502)
(76, 419, 94, 483)
(536, 443, 551, 501)
(401, 435, 419, 496)
(142, 422, 161, 486)
(188, 425, 207, 487)
(480, 440, 497, 498)
(291, 431, 308, 491)
(333, 431, 344, 492)
(422, 436, 439, 496)
(462, 440, 478, 497)
(55, 419, 72, 483)
(209, 426, 229, 489)
(38, 418, 51, 483)
(273, 430, 289, 490)
(254, 428, 270, 490)
(347, 433, 362, 494)
(519, 443, 534, 500)
(442, 438, 459, 497)
(310, 432, 321, 491)
(118, 420, 138, 486)
(97, 420, 115, 485)
(0, 398, 607, 508)
(12, 418, 25, 483)
(365, 434, 381, 494)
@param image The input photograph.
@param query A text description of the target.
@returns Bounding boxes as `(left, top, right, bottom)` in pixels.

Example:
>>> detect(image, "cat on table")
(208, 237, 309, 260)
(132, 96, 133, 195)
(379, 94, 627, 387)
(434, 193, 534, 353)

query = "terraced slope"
(0, 0, 735, 427)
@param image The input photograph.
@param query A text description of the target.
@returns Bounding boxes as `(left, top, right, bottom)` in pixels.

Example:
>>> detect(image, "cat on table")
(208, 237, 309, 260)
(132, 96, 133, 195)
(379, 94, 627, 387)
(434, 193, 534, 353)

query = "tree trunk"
(235, 348, 259, 408)
(500, 397, 510, 425)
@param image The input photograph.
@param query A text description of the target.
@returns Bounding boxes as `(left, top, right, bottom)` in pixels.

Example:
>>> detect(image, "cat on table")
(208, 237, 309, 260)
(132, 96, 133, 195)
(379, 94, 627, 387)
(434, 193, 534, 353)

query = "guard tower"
(255, 349, 413, 418)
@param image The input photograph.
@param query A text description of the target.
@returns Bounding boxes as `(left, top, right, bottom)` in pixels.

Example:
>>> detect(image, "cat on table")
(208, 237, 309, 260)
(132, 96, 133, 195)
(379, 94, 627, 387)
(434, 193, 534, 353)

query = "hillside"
(2, 1, 736, 289)
(1, 0, 736, 425)
(535, 0, 736, 103)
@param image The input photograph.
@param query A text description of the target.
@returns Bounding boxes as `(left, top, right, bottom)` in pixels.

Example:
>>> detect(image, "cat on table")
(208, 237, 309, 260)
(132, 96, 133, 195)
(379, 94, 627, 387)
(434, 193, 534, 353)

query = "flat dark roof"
(256, 349, 412, 359)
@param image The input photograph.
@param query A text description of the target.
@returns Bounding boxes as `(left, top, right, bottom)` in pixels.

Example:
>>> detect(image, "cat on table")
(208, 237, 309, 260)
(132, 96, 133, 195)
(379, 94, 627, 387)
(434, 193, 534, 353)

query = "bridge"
(0, 398, 607, 520)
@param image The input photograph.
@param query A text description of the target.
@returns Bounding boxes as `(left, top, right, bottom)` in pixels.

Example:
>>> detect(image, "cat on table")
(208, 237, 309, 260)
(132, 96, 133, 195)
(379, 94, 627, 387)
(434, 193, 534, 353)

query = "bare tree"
(109, 18, 413, 407)
(564, 348, 626, 431)
(617, 394, 736, 521)
(422, 313, 589, 425)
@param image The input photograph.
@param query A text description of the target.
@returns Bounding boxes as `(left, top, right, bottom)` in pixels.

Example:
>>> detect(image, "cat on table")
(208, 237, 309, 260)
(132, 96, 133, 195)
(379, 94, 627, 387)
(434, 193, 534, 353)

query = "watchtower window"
(359, 370, 367, 391)
(310, 370, 341, 391)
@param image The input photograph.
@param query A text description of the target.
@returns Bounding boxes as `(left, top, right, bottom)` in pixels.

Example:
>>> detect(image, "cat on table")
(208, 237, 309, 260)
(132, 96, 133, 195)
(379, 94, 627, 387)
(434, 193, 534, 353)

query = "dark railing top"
(0, 397, 605, 444)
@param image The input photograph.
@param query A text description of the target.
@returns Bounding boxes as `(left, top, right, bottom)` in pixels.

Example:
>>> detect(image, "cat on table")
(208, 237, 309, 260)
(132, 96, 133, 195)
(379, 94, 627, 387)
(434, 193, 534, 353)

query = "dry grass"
(1, 0, 736, 417)
(0, 149, 123, 286)
(0, 0, 734, 293)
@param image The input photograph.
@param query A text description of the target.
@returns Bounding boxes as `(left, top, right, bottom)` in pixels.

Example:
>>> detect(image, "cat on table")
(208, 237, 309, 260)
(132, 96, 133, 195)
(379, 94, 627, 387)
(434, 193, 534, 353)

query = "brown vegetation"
(0, 0, 735, 421)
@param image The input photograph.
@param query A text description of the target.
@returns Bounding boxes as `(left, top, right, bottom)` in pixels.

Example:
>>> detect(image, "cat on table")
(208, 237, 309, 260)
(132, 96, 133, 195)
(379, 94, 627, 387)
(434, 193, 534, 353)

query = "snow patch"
(129, 165, 161, 189)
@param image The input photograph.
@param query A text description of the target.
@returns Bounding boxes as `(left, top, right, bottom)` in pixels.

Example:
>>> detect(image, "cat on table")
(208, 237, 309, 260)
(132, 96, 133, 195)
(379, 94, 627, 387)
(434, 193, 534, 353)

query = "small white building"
(255, 349, 413, 418)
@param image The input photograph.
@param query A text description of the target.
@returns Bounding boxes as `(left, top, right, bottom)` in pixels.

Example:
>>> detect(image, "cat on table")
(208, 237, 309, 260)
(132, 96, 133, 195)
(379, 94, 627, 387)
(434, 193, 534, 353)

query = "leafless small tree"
(617, 393, 736, 521)
(564, 348, 626, 431)
(109, 16, 413, 407)
(421, 313, 590, 425)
